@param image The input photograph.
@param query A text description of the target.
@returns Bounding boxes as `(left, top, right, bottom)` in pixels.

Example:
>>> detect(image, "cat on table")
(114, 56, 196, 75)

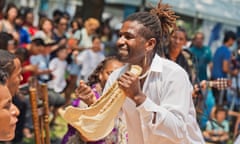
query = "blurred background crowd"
(0, 0, 240, 144)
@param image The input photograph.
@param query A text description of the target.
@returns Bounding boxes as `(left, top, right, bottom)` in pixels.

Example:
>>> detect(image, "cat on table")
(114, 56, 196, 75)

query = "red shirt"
(20, 59, 32, 85)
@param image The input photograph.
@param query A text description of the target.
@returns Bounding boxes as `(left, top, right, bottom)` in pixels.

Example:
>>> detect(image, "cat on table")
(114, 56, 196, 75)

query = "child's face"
(43, 46, 52, 55)
(92, 38, 101, 52)
(32, 45, 44, 55)
(58, 49, 68, 60)
(99, 60, 123, 87)
(216, 111, 226, 123)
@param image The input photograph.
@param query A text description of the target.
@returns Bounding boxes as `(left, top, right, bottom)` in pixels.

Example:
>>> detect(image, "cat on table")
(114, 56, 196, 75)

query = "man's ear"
(145, 38, 156, 52)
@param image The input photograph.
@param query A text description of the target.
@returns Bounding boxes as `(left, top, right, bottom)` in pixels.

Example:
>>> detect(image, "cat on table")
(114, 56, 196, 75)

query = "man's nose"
(11, 104, 20, 116)
(117, 36, 125, 47)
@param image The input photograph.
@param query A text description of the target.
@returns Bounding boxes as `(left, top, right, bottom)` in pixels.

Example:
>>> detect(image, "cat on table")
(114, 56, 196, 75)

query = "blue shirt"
(190, 46, 212, 81)
(211, 45, 231, 79)
(30, 54, 50, 82)
(17, 27, 30, 45)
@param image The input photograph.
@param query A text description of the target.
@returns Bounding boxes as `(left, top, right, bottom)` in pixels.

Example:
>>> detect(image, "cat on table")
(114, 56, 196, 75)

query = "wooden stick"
(29, 88, 42, 144)
(41, 83, 51, 144)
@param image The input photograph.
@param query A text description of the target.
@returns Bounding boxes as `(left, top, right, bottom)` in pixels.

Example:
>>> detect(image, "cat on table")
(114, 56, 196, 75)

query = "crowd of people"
(0, 1, 240, 144)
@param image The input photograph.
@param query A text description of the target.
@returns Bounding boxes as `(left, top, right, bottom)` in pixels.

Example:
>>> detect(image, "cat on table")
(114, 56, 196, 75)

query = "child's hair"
(56, 44, 67, 55)
(92, 35, 101, 42)
(87, 56, 119, 86)
(214, 105, 228, 118)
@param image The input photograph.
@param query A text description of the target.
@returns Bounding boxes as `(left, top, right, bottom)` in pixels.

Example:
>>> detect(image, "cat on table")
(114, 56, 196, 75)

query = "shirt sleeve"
(223, 48, 231, 61)
(206, 121, 213, 131)
(136, 68, 194, 141)
(49, 59, 56, 70)
(76, 50, 87, 65)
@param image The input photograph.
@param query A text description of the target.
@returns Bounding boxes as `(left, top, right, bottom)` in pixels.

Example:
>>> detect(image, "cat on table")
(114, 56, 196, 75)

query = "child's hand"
(75, 80, 97, 106)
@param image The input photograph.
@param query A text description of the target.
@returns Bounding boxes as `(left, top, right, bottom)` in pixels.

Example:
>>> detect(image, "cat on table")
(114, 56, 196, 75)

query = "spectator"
(48, 45, 68, 93)
(74, 35, 105, 82)
(15, 14, 30, 46)
(0, 0, 5, 19)
(0, 69, 20, 141)
(0, 3, 19, 42)
(203, 106, 229, 144)
(23, 10, 38, 38)
(0, 32, 16, 53)
(165, 26, 196, 83)
(0, 49, 23, 143)
(53, 16, 68, 43)
(211, 31, 237, 105)
(73, 18, 100, 51)
(52, 9, 63, 26)
(190, 32, 212, 81)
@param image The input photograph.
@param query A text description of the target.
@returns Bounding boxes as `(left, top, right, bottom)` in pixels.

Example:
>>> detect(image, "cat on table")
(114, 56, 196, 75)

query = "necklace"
(139, 69, 150, 79)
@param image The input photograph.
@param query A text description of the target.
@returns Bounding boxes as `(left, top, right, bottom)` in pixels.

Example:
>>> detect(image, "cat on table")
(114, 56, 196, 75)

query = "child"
(62, 57, 126, 144)
(203, 106, 229, 144)
(74, 35, 105, 82)
(47, 45, 68, 126)
(48, 45, 68, 93)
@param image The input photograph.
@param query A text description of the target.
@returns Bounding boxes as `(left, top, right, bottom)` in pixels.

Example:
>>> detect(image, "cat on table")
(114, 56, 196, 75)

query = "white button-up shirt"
(103, 54, 205, 144)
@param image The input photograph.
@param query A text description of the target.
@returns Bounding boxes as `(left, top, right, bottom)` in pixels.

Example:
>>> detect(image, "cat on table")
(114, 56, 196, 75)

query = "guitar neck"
(204, 79, 230, 90)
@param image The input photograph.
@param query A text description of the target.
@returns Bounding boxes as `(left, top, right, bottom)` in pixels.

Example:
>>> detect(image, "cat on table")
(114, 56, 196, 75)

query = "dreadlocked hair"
(87, 56, 120, 86)
(124, 0, 178, 56)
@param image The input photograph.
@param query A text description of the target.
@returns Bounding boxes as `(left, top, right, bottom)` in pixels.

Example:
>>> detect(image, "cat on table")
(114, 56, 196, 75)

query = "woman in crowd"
(0, 3, 19, 42)
(165, 26, 196, 83)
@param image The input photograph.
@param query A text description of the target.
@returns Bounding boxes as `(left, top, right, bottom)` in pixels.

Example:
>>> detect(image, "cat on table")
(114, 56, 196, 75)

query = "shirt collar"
(149, 54, 163, 73)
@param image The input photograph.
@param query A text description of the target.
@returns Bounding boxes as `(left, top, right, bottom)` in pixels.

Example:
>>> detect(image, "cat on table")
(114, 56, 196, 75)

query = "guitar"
(193, 78, 231, 96)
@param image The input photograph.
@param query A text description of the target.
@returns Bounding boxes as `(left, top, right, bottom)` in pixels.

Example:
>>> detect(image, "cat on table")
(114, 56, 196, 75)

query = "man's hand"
(75, 81, 96, 106)
(118, 71, 146, 106)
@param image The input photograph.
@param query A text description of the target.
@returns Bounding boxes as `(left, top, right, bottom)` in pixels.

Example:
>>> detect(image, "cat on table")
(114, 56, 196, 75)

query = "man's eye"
(125, 35, 131, 39)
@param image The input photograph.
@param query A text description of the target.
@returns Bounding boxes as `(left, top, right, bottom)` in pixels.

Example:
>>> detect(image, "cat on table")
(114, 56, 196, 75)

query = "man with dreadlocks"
(76, 1, 205, 143)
